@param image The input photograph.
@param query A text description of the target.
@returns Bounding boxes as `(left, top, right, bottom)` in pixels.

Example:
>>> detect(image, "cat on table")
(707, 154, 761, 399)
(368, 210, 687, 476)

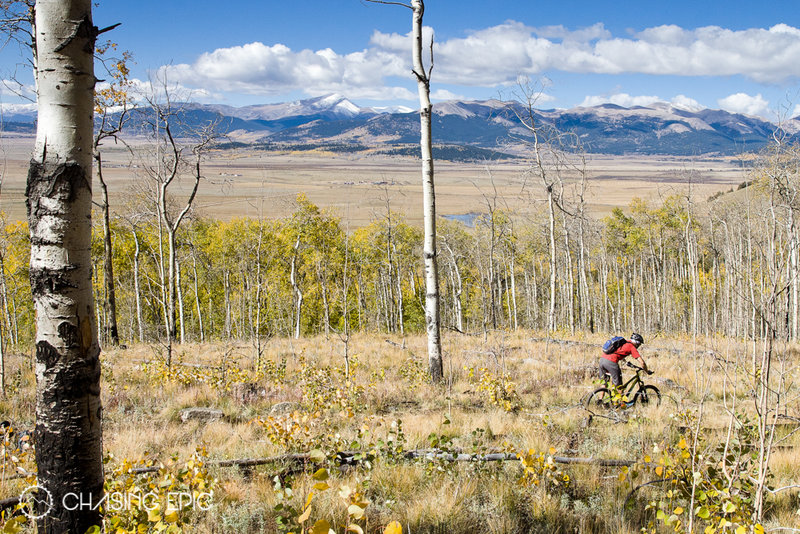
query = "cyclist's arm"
(630, 345, 649, 372)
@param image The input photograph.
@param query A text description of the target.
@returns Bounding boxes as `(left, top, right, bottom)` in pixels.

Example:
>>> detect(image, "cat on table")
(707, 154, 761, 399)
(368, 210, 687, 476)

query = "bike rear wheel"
(586, 387, 613, 408)
(634, 385, 661, 407)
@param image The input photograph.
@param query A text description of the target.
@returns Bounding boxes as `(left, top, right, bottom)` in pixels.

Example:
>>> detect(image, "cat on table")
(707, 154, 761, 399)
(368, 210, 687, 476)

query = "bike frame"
(600, 363, 647, 400)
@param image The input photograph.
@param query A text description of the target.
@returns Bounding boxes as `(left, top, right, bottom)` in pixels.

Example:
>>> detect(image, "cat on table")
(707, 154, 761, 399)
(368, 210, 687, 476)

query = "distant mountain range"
(3, 94, 795, 159)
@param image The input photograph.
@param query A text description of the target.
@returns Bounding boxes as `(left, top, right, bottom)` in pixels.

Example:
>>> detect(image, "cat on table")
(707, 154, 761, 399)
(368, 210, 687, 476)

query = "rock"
(179, 408, 224, 423)
(270, 402, 301, 415)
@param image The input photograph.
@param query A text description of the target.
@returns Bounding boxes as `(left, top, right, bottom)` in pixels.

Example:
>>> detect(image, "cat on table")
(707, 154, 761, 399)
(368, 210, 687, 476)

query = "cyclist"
(598, 332, 648, 389)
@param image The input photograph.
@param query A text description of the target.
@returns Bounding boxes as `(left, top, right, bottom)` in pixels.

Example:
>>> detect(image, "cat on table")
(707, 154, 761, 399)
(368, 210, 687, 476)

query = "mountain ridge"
(4, 94, 793, 157)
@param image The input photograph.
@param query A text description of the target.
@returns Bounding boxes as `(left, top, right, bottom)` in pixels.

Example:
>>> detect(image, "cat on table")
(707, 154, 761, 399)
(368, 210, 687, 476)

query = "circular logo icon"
(19, 485, 53, 520)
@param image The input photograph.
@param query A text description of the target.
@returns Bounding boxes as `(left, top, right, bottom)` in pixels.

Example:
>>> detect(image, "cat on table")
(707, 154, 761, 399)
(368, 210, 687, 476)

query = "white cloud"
(161, 41, 409, 101)
(159, 22, 800, 103)
(718, 93, 770, 116)
(579, 93, 661, 108)
(532, 23, 611, 42)
(431, 89, 466, 101)
(0, 79, 35, 100)
(578, 93, 707, 111)
(0, 102, 35, 114)
(670, 95, 703, 111)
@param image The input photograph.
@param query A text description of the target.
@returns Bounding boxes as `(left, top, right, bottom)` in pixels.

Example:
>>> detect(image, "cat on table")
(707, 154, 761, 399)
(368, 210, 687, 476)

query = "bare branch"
(363, 0, 412, 8)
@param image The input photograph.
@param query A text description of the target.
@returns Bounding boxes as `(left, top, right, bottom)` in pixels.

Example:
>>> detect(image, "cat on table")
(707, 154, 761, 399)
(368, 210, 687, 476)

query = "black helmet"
(630, 333, 644, 345)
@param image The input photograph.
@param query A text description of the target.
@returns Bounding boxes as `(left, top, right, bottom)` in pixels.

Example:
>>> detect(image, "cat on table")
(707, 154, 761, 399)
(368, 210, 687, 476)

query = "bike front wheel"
(633, 385, 661, 407)
(586, 387, 613, 408)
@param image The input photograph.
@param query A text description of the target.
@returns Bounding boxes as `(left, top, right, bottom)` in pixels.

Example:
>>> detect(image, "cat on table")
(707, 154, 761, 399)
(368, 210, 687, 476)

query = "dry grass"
(0, 136, 745, 225)
(0, 330, 798, 532)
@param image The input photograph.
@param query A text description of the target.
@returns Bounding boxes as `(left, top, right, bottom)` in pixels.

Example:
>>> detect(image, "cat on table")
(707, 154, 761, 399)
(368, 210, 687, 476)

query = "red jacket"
(601, 342, 641, 364)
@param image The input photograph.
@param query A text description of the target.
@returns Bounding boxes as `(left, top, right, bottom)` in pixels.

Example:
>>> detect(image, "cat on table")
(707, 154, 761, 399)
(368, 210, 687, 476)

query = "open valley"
(0, 135, 746, 225)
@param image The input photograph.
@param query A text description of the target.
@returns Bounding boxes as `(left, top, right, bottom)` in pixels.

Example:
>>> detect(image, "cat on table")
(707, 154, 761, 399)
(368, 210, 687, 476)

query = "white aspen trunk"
(0, 260, 15, 347)
(253, 251, 262, 366)
(155, 210, 170, 346)
(563, 219, 575, 333)
(509, 242, 518, 331)
(0, 319, 4, 397)
(166, 229, 178, 342)
(547, 188, 557, 332)
(443, 242, 463, 332)
(411, 0, 442, 381)
(27, 1, 103, 530)
(790, 215, 798, 340)
(96, 156, 119, 345)
(291, 237, 303, 339)
(488, 221, 497, 329)
(131, 228, 144, 342)
(224, 270, 232, 338)
(176, 255, 186, 343)
(192, 252, 204, 343)
(396, 256, 405, 336)
(320, 266, 331, 336)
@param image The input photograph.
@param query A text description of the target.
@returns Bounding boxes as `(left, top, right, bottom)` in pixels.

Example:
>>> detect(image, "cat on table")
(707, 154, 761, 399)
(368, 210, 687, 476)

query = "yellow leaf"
(348, 504, 365, 520)
(310, 520, 331, 534)
(735, 526, 746, 534)
(384, 521, 403, 534)
(164, 510, 179, 523)
(644, 455, 652, 463)
(346, 525, 364, 534)
(678, 438, 688, 449)
(656, 466, 664, 476)
(298, 502, 313, 524)
(674, 507, 683, 515)
(2, 516, 26, 534)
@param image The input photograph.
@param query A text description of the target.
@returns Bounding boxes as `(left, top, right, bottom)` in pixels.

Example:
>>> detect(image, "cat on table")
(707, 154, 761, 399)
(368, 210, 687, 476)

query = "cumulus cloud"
(0, 79, 35, 100)
(161, 40, 409, 101)
(718, 93, 770, 116)
(578, 93, 706, 111)
(431, 89, 467, 101)
(0, 102, 35, 113)
(160, 22, 800, 103)
(579, 93, 661, 108)
(670, 95, 703, 111)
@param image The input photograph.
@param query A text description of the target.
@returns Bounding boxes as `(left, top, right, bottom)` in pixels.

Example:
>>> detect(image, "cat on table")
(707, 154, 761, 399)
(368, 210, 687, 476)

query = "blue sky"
(4, 0, 800, 119)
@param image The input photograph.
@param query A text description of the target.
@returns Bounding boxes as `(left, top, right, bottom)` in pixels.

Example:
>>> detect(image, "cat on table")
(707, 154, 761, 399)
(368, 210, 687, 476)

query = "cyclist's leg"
(599, 359, 622, 401)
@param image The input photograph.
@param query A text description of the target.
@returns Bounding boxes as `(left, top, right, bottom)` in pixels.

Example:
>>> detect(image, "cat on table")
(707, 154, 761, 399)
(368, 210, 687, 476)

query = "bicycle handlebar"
(625, 361, 654, 375)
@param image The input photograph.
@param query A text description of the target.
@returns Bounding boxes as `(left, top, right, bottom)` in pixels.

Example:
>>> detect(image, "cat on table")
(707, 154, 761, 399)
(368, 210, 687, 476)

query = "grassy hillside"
(1, 332, 796, 533)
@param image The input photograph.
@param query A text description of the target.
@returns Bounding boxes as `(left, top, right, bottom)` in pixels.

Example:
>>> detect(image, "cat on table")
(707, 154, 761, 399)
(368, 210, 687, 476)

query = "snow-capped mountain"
(3, 94, 792, 157)
(204, 94, 372, 122)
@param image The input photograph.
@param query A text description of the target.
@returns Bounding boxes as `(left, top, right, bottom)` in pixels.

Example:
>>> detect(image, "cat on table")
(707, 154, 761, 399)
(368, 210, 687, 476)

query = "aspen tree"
(94, 44, 131, 346)
(365, 0, 442, 380)
(27, 0, 103, 530)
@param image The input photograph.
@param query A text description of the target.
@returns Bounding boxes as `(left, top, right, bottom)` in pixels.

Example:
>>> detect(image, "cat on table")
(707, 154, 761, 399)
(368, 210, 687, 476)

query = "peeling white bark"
(27, 1, 103, 531)
(411, 0, 443, 381)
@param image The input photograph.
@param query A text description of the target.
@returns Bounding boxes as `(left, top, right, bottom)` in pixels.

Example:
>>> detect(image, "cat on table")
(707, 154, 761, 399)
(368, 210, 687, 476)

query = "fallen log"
(125, 449, 636, 474)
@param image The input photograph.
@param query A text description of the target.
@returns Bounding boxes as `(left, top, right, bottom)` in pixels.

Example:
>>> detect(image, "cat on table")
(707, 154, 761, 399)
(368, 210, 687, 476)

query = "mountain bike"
(586, 361, 661, 408)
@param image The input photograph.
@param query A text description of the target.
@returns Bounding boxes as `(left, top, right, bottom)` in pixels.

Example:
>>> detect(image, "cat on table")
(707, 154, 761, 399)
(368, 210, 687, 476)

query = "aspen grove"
(0, 154, 793, 351)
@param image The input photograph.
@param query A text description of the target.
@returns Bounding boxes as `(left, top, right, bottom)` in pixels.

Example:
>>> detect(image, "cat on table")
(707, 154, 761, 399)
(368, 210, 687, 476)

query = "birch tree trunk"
(411, 0, 442, 381)
(27, 0, 103, 530)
